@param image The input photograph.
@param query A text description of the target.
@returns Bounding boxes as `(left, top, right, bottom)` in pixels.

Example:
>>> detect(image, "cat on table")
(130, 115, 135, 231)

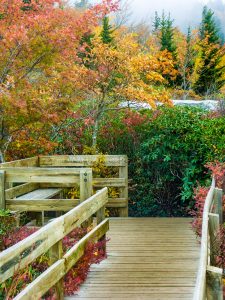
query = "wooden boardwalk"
(68, 218, 200, 300)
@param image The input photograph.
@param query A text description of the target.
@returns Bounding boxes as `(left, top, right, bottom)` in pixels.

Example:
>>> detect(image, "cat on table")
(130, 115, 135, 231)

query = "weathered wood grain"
(80, 170, 92, 202)
(39, 155, 127, 167)
(0, 217, 64, 283)
(0, 157, 38, 168)
(93, 178, 126, 188)
(16, 188, 62, 200)
(64, 188, 108, 235)
(64, 219, 109, 273)
(193, 179, 224, 300)
(14, 219, 109, 300)
(49, 240, 64, 300)
(0, 170, 5, 209)
(119, 157, 128, 217)
(6, 199, 79, 211)
(206, 266, 223, 300)
(5, 183, 39, 199)
(2, 155, 128, 213)
(213, 188, 223, 224)
(68, 218, 199, 300)
(106, 198, 127, 208)
(0, 188, 108, 284)
(14, 260, 65, 300)
(4, 167, 85, 184)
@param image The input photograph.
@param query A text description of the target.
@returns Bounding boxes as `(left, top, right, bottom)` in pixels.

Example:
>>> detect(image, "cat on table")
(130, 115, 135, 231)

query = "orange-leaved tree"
(0, 0, 118, 161)
(61, 27, 172, 148)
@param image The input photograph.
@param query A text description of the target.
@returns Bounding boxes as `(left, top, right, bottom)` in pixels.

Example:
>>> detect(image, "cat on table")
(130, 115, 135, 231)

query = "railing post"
(214, 188, 223, 224)
(0, 170, 5, 209)
(96, 189, 108, 254)
(208, 213, 220, 266)
(206, 266, 223, 300)
(80, 169, 93, 227)
(119, 156, 128, 217)
(49, 240, 64, 299)
(80, 169, 92, 202)
(96, 207, 105, 224)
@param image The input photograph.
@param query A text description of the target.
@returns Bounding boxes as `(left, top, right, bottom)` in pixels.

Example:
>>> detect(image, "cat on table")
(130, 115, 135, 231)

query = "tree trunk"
(0, 149, 5, 163)
(92, 118, 99, 150)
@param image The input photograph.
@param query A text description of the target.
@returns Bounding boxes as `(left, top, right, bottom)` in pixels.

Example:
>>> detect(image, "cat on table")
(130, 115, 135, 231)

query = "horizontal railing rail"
(1, 155, 129, 217)
(0, 168, 93, 211)
(193, 178, 223, 300)
(0, 188, 109, 300)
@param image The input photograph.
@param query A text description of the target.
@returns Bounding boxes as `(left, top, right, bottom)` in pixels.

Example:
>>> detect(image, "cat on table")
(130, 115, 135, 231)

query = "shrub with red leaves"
(64, 239, 107, 295)
(2, 226, 38, 249)
(0, 225, 107, 298)
(190, 185, 209, 236)
(215, 226, 225, 269)
(190, 162, 225, 273)
(206, 161, 225, 190)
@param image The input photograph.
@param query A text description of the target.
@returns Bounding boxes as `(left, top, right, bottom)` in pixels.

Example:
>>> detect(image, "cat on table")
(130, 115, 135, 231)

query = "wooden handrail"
(194, 178, 215, 300)
(0, 155, 129, 216)
(39, 155, 129, 217)
(193, 178, 223, 300)
(0, 168, 93, 211)
(0, 188, 109, 299)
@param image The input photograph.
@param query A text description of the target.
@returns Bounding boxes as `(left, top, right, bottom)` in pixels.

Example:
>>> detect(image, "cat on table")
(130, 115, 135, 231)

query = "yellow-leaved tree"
(61, 27, 173, 147)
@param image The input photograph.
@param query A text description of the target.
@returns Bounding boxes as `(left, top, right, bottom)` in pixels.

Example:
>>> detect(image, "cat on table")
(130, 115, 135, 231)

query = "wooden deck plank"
(16, 188, 62, 200)
(67, 218, 200, 300)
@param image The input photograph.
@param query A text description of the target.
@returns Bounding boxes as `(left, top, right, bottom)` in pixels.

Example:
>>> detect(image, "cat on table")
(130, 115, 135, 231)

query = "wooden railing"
(0, 167, 93, 211)
(193, 178, 223, 300)
(0, 188, 109, 300)
(39, 155, 128, 217)
(0, 155, 129, 217)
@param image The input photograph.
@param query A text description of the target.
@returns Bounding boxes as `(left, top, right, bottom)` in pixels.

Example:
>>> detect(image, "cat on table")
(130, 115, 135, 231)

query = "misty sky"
(126, 0, 225, 29)
(85, 0, 225, 31)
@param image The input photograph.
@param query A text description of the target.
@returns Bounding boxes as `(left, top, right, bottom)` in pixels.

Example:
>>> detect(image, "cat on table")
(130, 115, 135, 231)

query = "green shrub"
(129, 107, 225, 216)
(96, 107, 225, 216)
(51, 106, 225, 217)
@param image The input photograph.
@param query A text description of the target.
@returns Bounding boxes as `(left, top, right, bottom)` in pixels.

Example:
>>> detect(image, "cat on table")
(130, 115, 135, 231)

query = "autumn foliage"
(0, 0, 118, 161)
(191, 162, 225, 273)
(0, 225, 107, 298)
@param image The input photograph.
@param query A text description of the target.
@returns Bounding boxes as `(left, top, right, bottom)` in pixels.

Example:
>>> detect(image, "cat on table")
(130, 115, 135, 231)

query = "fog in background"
(120, 0, 225, 32)
(73, 0, 225, 34)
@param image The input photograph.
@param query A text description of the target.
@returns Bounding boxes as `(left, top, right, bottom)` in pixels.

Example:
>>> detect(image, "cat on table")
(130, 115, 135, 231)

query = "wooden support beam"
(208, 213, 220, 266)
(5, 183, 39, 199)
(0, 157, 38, 168)
(49, 241, 64, 299)
(80, 170, 92, 202)
(39, 155, 127, 167)
(0, 188, 108, 283)
(119, 156, 128, 217)
(14, 219, 109, 300)
(6, 199, 79, 211)
(96, 206, 107, 254)
(64, 219, 109, 273)
(0, 170, 5, 209)
(14, 260, 64, 300)
(213, 188, 223, 224)
(206, 266, 223, 300)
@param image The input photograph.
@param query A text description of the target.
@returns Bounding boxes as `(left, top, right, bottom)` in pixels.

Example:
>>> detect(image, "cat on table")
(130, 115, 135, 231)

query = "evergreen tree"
(152, 12, 161, 32)
(100, 16, 114, 44)
(154, 12, 179, 87)
(181, 26, 195, 91)
(160, 12, 177, 58)
(194, 6, 225, 95)
(199, 6, 220, 44)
